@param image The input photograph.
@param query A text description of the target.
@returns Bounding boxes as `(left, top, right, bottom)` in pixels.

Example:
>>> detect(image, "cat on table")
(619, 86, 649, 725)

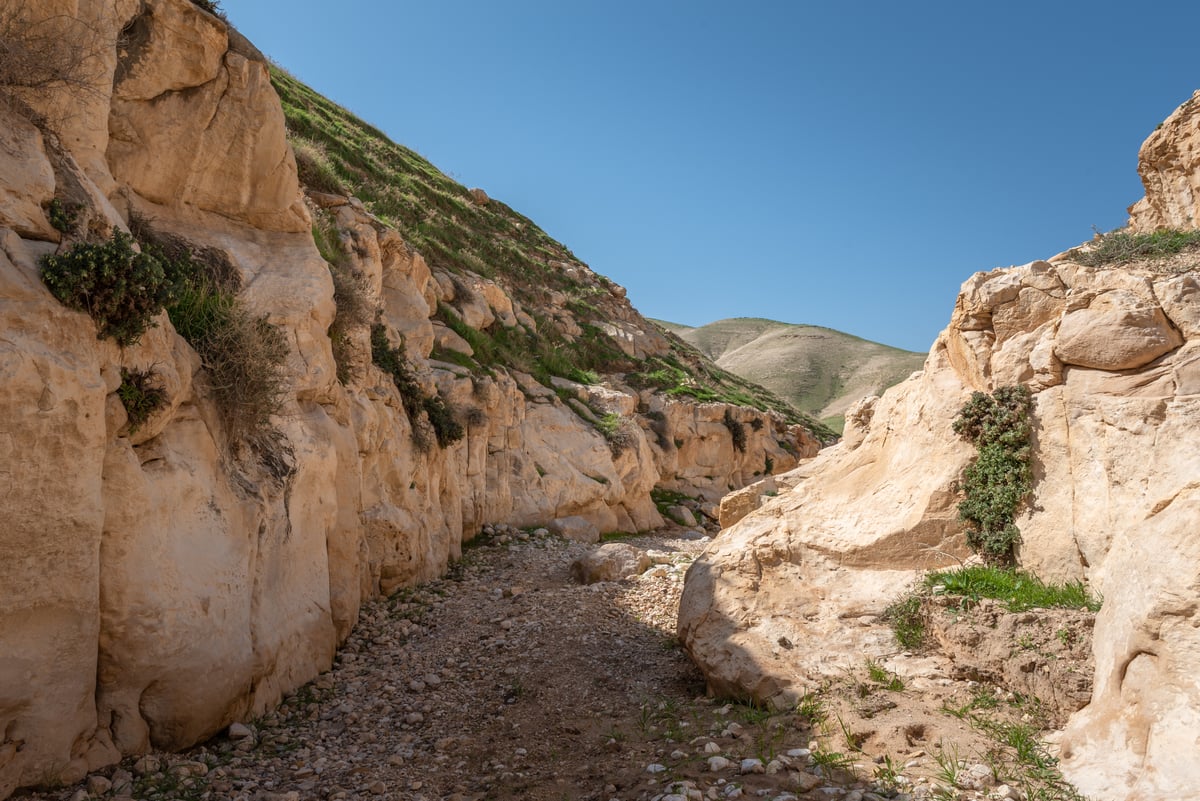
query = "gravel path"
(38, 526, 915, 801)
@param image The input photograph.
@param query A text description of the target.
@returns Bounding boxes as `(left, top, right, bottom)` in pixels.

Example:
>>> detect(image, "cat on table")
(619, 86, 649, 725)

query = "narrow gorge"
(2, 3, 1200, 801)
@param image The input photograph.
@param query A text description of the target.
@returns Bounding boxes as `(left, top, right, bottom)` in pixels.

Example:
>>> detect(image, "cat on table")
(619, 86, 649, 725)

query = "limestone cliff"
(1128, 90, 1200, 232)
(0, 2, 824, 796)
(679, 98, 1200, 799)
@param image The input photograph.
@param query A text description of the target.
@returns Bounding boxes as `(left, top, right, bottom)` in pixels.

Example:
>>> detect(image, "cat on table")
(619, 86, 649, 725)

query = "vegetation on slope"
(271, 68, 836, 441)
(1067, 227, 1200, 273)
(661, 317, 925, 433)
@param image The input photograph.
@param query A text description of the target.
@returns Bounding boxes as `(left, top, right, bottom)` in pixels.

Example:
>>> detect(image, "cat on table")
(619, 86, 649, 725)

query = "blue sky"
(227, 2, 1198, 352)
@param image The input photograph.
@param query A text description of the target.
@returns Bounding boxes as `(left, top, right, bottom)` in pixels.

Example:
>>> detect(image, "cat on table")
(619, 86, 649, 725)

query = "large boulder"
(679, 259, 1199, 800)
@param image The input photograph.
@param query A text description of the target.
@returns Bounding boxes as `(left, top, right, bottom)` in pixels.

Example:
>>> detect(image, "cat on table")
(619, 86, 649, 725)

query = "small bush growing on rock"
(1070, 227, 1200, 267)
(596, 412, 637, 455)
(883, 592, 927, 649)
(953, 385, 1033, 563)
(170, 278, 289, 443)
(723, 409, 747, 453)
(117, 367, 167, 433)
(422, 395, 464, 447)
(39, 228, 174, 346)
(328, 263, 374, 384)
(44, 198, 79, 234)
(371, 323, 423, 420)
(371, 323, 463, 448)
(124, 220, 288, 444)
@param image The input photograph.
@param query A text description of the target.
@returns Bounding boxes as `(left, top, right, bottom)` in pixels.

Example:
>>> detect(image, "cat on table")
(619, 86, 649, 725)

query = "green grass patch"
(926, 565, 1100, 612)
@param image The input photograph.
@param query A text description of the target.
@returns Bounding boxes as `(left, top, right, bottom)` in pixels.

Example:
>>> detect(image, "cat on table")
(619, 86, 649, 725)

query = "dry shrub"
(292, 137, 346, 195)
(0, 7, 112, 131)
(328, 262, 374, 383)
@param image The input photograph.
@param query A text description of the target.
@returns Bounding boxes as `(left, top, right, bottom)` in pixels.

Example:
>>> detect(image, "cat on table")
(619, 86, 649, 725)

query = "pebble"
(739, 758, 764, 774)
(228, 722, 253, 739)
(85, 776, 111, 795)
(708, 756, 733, 772)
(647, 763, 667, 773)
(703, 741, 722, 754)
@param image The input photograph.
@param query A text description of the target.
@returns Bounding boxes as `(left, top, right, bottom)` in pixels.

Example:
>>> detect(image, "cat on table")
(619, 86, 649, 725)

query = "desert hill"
(657, 317, 926, 431)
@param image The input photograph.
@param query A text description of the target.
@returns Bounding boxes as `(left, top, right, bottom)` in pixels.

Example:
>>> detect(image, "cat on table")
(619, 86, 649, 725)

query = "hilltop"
(658, 317, 926, 431)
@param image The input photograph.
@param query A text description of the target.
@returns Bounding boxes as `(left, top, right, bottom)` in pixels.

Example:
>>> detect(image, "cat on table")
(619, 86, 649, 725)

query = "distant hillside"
(657, 318, 926, 432)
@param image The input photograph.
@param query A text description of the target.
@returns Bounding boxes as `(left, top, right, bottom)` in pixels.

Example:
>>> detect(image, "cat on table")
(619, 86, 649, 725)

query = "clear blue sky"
(227, 1, 1198, 353)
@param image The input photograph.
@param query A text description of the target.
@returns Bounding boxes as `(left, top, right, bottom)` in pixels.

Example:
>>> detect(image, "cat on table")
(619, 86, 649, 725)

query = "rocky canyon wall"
(679, 98, 1200, 799)
(0, 2, 819, 796)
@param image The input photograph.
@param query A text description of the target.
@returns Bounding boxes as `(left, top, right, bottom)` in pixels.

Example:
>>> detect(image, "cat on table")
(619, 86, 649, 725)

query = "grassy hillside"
(270, 69, 836, 442)
(660, 318, 926, 432)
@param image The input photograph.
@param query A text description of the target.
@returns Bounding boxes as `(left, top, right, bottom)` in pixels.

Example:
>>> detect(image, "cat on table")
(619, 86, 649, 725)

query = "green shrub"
(953, 385, 1033, 563)
(422, 394, 464, 447)
(39, 228, 174, 346)
(370, 323, 423, 420)
(44, 198, 78, 233)
(371, 323, 463, 448)
(883, 593, 926, 649)
(596, 412, 636, 455)
(723, 409, 747, 452)
(117, 367, 167, 432)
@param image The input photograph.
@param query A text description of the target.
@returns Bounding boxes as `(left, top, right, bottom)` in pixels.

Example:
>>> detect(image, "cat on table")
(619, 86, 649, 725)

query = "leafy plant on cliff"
(723, 408, 747, 452)
(953, 385, 1033, 563)
(117, 367, 167, 433)
(127, 219, 290, 446)
(370, 323, 464, 449)
(39, 228, 175, 346)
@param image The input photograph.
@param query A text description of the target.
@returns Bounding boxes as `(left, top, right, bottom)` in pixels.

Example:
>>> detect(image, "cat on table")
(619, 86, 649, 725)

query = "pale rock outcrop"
(108, 0, 307, 232)
(0, 105, 55, 238)
(679, 258, 1199, 801)
(1128, 91, 1200, 231)
(718, 476, 777, 528)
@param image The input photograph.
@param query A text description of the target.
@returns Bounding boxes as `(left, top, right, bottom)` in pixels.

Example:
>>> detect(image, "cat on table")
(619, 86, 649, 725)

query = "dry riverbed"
(28, 525, 1091, 801)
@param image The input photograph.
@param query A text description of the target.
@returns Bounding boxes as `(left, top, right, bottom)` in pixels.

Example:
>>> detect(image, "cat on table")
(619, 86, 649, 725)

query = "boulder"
(549, 516, 601, 544)
(665, 504, 698, 528)
(570, 543, 652, 584)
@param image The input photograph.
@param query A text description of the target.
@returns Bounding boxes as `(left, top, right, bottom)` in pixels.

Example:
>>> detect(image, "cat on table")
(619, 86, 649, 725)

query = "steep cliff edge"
(679, 95, 1200, 800)
(0, 2, 826, 797)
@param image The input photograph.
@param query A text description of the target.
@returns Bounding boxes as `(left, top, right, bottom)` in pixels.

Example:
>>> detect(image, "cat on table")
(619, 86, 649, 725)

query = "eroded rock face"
(678, 259, 1199, 801)
(0, 2, 819, 795)
(1128, 91, 1200, 231)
